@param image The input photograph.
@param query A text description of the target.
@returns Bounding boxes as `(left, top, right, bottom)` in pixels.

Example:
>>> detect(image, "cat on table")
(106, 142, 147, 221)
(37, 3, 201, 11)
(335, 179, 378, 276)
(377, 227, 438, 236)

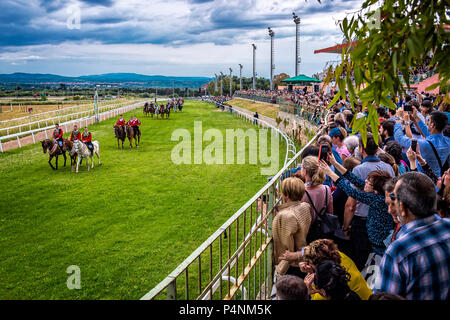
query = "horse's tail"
(93, 141, 100, 153)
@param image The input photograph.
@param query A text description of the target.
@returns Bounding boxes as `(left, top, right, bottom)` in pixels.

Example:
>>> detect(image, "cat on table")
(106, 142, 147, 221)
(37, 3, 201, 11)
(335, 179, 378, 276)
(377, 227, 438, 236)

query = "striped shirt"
(375, 215, 450, 300)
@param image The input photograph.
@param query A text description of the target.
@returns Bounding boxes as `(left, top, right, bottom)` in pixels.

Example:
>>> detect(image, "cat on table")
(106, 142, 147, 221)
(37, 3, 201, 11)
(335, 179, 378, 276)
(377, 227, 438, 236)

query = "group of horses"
(41, 138, 101, 173)
(143, 99, 184, 119)
(41, 100, 185, 170)
(113, 124, 141, 149)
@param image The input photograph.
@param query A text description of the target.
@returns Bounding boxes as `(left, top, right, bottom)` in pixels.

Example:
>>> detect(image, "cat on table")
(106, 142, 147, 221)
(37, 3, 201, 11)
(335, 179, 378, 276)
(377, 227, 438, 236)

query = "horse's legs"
(49, 155, 55, 170)
(76, 156, 81, 173)
(55, 155, 58, 170)
(117, 138, 120, 150)
(63, 152, 67, 167)
(96, 148, 101, 165)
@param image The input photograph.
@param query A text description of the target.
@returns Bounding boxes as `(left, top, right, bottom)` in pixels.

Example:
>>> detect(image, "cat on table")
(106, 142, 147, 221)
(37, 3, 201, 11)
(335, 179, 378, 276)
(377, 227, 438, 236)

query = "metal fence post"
(167, 278, 177, 300)
(265, 184, 275, 299)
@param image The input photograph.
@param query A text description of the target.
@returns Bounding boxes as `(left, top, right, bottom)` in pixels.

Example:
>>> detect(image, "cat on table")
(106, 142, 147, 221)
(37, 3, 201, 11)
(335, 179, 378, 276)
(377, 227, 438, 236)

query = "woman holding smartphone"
(317, 152, 394, 256)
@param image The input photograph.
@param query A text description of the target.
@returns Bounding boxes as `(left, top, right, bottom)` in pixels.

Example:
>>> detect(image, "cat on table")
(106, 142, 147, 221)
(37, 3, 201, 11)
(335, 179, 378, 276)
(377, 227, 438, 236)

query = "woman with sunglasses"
(318, 152, 394, 256)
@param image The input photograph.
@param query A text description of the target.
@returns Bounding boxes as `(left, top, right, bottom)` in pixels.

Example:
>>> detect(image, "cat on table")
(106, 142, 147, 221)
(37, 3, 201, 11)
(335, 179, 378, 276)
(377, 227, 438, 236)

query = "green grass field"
(0, 100, 286, 299)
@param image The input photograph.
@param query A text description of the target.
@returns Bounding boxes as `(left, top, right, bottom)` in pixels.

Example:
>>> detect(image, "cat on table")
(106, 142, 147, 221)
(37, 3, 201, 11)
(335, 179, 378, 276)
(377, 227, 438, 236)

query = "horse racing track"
(0, 100, 286, 299)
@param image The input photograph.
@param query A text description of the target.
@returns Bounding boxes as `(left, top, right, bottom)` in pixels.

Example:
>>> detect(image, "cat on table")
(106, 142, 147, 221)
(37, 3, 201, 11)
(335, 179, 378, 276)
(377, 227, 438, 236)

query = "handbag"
(305, 186, 343, 242)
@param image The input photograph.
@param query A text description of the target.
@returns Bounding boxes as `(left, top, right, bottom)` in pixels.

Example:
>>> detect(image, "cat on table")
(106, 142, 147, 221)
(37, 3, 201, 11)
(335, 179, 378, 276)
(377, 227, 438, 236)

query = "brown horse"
(160, 105, 171, 119)
(143, 103, 150, 117)
(41, 139, 68, 170)
(114, 124, 126, 149)
(149, 104, 155, 118)
(126, 125, 140, 148)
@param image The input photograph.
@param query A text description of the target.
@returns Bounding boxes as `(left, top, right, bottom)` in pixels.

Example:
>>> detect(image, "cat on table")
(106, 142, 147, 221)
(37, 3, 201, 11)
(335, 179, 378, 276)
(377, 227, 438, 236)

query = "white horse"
(73, 140, 101, 173)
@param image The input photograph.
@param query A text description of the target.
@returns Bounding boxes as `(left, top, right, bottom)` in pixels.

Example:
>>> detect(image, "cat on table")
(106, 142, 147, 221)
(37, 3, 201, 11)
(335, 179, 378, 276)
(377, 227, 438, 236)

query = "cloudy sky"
(0, 0, 365, 78)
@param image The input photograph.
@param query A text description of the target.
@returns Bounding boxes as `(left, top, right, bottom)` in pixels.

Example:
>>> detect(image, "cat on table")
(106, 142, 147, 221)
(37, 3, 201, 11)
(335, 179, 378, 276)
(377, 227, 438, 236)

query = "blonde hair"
(281, 177, 306, 201)
(334, 113, 346, 123)
(301, 156, 326, 185)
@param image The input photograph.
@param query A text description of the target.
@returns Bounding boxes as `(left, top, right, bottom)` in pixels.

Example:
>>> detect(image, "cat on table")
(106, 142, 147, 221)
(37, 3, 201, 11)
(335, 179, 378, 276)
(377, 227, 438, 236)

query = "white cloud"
(0, 0, 365, 77)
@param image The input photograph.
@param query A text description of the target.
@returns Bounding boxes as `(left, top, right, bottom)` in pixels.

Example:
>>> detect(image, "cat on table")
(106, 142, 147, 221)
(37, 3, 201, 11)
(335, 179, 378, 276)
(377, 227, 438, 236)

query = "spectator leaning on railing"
(278, 238, 372, 300)
(273, 177, 311, 278)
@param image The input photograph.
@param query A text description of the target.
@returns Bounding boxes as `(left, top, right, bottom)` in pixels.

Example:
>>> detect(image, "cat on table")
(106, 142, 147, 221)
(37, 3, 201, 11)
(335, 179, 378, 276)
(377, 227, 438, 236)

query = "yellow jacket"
(311, 251, 373, 300)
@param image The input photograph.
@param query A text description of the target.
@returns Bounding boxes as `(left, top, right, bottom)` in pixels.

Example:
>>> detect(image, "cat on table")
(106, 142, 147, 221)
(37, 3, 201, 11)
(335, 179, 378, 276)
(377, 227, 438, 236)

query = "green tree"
(273, 73, 291, 88)
(323, 0, 449, 146)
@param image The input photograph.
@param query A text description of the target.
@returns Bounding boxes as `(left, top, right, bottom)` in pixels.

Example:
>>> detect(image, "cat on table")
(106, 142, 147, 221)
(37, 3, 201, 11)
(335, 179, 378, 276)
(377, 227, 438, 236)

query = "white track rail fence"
(0, 99, 153, 153)
(140, 100, 327, 301)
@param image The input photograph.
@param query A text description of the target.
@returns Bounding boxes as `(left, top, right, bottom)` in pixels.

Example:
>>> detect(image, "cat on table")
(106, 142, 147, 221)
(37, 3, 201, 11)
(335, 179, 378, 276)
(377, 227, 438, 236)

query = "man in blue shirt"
(375, 172, 450, 300)
(394, 110, 449, 177)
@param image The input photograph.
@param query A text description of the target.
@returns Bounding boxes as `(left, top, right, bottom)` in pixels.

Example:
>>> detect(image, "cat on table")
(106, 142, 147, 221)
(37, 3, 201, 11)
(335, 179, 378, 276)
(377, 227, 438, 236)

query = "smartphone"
(411, 139, 417, 152)
(318, 145, 329, 161)
(404, 104, 413, 112)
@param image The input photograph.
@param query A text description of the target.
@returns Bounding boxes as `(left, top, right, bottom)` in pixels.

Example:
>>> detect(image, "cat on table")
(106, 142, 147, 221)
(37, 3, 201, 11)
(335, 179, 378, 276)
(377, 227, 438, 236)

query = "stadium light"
(214, 74, 218, 92)
(252, 44, 257, 90)
(268, 27, 275, 90)
(238, 64, 243, 90)
(220, 72, 224, 96)
(293, 12, 301, 76)
(229, 68, 233, 96)
(94, 87, 99, 123)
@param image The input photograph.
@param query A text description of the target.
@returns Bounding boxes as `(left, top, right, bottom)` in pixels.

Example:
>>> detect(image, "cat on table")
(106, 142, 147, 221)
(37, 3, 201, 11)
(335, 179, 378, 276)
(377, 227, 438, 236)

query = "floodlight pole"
(94, 87, 99, 123)
(252, 44, 257, 90)
(268, 27, 275, 90)
(214, 74, 218, 92)
(229, 68, 233, 96)
(293, 12, 301, 76)
(220, 72, 224, 96)
(239, 64, 243, 90)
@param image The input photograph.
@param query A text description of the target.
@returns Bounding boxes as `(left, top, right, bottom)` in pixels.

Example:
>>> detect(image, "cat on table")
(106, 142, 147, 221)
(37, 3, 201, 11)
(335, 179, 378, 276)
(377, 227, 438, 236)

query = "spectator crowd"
(270, 90, 450, 300)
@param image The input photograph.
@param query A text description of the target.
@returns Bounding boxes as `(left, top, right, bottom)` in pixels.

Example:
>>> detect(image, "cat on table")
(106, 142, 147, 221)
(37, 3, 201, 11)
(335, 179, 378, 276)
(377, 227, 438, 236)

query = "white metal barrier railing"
(0, 99, 158, 153)
(0, 100, 143, 136)
(140, 100, 327, 300)
(0, 101, 97, 125)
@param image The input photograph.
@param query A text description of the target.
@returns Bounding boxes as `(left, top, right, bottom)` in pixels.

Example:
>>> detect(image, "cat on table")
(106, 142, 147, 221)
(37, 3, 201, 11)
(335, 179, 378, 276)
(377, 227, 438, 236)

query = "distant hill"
(0, 72, 212, 88)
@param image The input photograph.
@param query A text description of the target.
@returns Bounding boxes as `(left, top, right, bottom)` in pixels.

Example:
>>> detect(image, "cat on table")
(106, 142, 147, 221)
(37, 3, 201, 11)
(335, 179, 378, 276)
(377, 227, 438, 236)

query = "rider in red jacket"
(116, 115, 126, 135)
(130, 116, 140, 136)
(53, 123, 64, 149)
(81, 127, 94, 155)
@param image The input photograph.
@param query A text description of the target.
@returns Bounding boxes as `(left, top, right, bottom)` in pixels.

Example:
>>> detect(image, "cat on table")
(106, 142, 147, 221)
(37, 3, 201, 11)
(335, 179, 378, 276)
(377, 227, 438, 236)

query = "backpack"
(305, 186, 342, 243)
